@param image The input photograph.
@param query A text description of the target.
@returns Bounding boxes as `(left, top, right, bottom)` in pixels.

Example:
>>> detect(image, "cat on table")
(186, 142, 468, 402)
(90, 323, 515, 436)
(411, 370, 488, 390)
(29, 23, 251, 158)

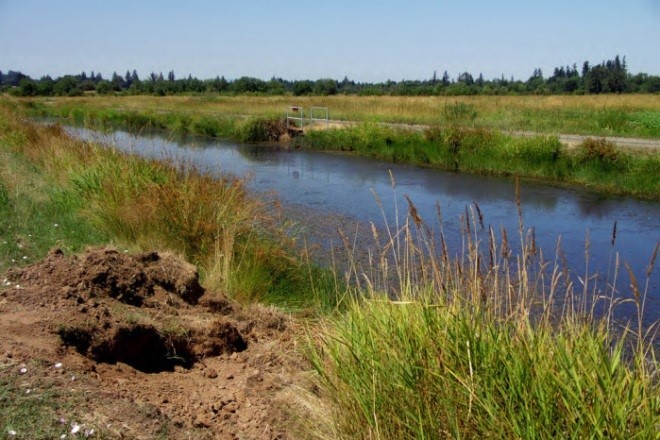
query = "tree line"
(2, 55, 658, 97)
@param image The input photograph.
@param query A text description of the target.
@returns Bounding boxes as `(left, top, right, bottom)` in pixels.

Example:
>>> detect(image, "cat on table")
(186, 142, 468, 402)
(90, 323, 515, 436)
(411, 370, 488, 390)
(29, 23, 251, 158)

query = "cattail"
(646, 243, 658, 279)
(473, 201, 484, 230)
(501, 227, 510, 258)
(464, 206, 471, 236)
(405, 195, 422, 229)
(611, 220, 617, 247)
(489, 226, 496, 269)
(370, 221, 379, 242)
(624, 262, 640, 305)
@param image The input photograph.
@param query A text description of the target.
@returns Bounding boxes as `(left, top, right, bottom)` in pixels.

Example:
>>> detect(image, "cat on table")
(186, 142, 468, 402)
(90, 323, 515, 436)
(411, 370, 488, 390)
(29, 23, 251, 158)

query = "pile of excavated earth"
(0, 247, 315, 439)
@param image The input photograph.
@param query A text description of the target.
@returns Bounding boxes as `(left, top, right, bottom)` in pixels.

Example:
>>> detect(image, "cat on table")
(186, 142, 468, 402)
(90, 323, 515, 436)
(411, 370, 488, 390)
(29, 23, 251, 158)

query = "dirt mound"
(7, 247, 204, 307)
(0, 247, 310, 439)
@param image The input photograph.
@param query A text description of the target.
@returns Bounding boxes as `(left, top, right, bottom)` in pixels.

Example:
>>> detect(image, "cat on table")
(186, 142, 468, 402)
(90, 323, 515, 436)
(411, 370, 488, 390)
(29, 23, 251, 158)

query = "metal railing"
(286, 106, 305, 131)
(286, 106, 329, 133)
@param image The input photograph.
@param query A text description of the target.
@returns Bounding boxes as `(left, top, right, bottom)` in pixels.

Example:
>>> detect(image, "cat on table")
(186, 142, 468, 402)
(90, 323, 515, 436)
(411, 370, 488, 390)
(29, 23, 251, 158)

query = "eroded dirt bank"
(0, 248, 312, 439)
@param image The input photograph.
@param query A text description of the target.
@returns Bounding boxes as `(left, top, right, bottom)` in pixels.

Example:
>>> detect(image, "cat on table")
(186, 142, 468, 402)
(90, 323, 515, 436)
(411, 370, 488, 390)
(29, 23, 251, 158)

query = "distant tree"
(476, 73, 484, 87)
(581, 61, 590, 78)
(527, 68, 545, 92)
(292, 80, 314, 96)
(265, 77, 286, 95)
(585, 65, 607, 93)
(96, 80, 112, 94)
(131, 70, 139, 82)
(457, 72, 474, 86)
(313, 78, 338, 96)
(645, 76, 660, 93)
(78, 79, 96, 92)
(231, 76, 267, 94)
(209, 75, 229, 93)
(607, 55, 628, 93)
(3, 70, 28, 87)
(431, 70, 438, 85)
(36, 76, 54, 95)
(53, 75, 81, 96)
(111, 72, 123, 91)
(167, 70, 175, 82)
(339, 76, 355, 93)
(441, 70, 451, 86)
(17, 78, 37, 96)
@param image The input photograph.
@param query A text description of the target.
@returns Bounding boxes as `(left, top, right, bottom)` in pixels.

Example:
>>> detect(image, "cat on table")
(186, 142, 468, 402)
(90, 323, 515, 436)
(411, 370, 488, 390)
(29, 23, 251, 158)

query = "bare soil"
(0, 248, 313, 439)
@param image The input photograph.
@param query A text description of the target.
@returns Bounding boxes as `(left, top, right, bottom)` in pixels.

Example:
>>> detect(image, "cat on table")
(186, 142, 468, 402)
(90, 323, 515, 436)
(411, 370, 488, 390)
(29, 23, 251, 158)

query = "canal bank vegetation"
(1, 101, 658, 438)
(308, 201, 659, 438)
(0, 101, 334, 309)
(15, 96, 660, 199)
(304, 120, 660, 199)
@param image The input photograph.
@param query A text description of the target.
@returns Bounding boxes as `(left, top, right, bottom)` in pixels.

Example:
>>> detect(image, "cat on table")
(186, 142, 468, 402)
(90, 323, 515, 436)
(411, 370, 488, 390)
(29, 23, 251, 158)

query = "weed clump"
(578, 137, 619, 162)
(442, 101, 478, 124)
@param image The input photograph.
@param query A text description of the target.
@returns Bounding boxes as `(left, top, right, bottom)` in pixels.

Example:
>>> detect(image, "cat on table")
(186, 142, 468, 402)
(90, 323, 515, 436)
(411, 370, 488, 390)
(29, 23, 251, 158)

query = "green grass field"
(20, 93, 660, 138)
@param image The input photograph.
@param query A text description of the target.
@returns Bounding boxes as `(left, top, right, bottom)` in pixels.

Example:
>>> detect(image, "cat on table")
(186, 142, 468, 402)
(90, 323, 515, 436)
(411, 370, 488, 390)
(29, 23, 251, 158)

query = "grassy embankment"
(2, 99, 658, 438)
(0, 100, 334, 308)
(304, 114, 660, 199)
(20, 95, 660, 199)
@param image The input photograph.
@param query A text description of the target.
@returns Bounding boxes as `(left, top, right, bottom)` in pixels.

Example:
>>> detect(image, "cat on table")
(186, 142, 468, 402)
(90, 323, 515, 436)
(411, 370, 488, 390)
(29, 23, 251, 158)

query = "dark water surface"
(64, 126, 659, 325)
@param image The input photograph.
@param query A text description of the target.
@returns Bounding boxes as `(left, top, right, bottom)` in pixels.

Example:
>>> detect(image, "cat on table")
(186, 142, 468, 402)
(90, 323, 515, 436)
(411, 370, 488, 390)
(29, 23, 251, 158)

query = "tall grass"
(0, 101, 334, 309)
(29, 102, 287, 143)
(21, 94, 660, 138)
(307, 182, 658, 439)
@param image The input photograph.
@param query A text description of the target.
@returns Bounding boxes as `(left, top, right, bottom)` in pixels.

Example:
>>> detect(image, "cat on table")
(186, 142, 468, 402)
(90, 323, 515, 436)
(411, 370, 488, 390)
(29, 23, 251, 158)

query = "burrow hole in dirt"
(59, 321, 248, 374)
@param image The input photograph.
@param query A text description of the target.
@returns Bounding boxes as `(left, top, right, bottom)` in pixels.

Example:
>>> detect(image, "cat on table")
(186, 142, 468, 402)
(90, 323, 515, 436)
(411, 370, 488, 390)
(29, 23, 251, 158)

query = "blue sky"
(1, 0, 658, 82)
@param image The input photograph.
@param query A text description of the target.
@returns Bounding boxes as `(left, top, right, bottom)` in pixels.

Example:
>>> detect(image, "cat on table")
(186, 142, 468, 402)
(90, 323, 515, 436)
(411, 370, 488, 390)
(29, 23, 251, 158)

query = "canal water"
(63, 125, 659, 326)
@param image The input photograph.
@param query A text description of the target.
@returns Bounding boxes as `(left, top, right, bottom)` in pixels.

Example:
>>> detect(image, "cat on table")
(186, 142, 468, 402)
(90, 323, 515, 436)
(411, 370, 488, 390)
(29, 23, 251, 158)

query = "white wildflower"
(71, 423, 81, 434)
(19, 367, 27, 374)
(54, 362, 63, 369)
(8, 429, 17, 436)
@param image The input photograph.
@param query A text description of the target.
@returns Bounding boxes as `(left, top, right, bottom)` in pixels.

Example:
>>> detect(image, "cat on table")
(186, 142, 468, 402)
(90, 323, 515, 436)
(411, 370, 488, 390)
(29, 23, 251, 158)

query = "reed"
(307, 182, 658, 439)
